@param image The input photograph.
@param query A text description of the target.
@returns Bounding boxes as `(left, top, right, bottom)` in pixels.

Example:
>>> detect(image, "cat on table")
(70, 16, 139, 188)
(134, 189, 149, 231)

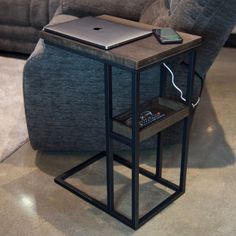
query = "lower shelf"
(113, 97, 190, 142)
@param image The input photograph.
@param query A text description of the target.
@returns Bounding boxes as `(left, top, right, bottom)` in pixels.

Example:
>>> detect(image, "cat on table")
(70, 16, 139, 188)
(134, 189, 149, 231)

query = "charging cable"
(163, 63, 200, 108)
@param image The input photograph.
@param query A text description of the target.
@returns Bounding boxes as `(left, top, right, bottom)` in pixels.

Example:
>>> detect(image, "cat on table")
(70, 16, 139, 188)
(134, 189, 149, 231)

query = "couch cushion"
(0, 25, 39, 43)
(61, 0, 155, 21)
(0, 0, 30, 26)
(30, 0, 49, 29)
(0, 38, 36, 54)
(140, 0, 236, 77)
(48, 13, 78, 26)
(49, 0, 61, 20)
(169, 0, 236, 76)
(140, 0, 171, 26)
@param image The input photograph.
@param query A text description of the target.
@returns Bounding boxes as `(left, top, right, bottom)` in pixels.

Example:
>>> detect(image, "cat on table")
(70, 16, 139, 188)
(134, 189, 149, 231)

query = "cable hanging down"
(163, 63, 200, 108)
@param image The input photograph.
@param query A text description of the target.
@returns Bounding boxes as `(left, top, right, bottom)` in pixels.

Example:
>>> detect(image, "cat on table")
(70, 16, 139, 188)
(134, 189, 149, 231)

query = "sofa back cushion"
(0, 0, 30, 26)
(61, 0, 154, 21)
(140, 0, 236, 77)
(30, 0, 49, 28)
(168, 0, 236, 76)
(49, 0, 61, 20)
(30, 0, 61, 28)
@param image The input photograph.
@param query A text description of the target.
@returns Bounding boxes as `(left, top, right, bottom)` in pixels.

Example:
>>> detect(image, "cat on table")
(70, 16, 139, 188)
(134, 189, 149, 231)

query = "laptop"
(43, 16, 152, 50)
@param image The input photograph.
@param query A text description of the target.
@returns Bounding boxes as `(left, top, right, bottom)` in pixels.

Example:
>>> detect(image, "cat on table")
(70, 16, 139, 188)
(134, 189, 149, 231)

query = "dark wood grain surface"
(41, 15, 202, 70)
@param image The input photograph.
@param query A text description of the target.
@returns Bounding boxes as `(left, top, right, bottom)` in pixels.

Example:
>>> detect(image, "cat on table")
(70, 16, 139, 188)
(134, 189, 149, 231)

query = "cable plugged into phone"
(163, 63, 200, 108)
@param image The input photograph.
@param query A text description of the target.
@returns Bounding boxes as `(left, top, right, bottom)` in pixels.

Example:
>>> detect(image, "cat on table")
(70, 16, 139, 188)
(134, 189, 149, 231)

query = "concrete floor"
(0, 48, 236, 235)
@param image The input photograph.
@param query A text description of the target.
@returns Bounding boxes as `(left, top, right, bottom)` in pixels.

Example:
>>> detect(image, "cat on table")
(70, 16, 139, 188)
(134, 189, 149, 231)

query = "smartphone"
(152, 28, 183, 44)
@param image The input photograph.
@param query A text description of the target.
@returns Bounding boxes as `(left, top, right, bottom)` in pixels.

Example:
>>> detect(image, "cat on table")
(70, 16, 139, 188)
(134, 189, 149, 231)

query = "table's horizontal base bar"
(56, 151, 106, 180)
(139, 190, 183, 227)
(54, 152, 184, 230)
(114, 154, 180, 191)
(55, 176, 133, 228)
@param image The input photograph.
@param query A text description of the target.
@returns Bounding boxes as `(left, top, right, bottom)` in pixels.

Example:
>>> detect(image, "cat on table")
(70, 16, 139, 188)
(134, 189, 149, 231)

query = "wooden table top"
(41, 15, 202, 70)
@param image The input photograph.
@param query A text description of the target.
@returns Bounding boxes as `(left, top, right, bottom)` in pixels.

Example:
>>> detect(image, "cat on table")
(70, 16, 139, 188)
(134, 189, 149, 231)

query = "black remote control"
(139, 112, 165, 128)
(125, 111, 166, 127)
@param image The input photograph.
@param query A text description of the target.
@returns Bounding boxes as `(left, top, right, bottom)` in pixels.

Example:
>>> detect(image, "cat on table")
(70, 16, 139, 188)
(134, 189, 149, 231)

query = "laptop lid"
(44, 16, 152, 50)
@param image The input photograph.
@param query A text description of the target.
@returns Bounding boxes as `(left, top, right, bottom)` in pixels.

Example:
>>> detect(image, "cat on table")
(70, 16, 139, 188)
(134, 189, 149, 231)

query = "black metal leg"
(156, 133, 163, 178)
(131, 70, 140, 229)
(186, 49, 196, 106)
(159, 63, 167, 97)
(156, 63, 167, 178)
(104, 64, 114, 211)
(179, 49, 196, 192)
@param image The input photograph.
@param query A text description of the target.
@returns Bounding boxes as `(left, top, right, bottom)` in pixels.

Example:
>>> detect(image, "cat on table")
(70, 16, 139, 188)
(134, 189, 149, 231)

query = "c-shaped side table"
(41, 15, 202, 230)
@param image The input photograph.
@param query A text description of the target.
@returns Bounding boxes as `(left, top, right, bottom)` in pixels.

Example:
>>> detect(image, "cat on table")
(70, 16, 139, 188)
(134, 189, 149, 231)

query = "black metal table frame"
(54, 47, 196, 230)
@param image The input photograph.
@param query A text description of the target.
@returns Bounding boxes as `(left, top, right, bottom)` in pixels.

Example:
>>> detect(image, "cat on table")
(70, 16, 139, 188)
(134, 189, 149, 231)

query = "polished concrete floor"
(1, 48, 236, 235)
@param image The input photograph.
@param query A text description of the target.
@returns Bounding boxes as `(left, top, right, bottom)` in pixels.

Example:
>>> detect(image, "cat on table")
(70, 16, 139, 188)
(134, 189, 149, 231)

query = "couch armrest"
(30, 0, 49, 29)
(30, 0, 61, 29)
(49, 0, 61, 20)
(140, 0, 171, 26)
(140, 0, 236, 78)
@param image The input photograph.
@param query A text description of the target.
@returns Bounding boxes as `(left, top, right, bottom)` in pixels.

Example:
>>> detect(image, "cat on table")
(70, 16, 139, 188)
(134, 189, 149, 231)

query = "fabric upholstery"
(0, 25, 39, 42)
(0, 38, 35, 54)
(23, 0, 236, 151)
(168, 0, 236, 77)
(0, 0, 30, 26)
(140, 0, 236, 79)
(49, 0, 61, 20)
(169, 0, 180, 12)
(61, 0, 155, 21)
(140, 0, 171, 26)
(30, 0, 49, 28)
(0, 0, 60, 54)
(48, 9, 78, 25)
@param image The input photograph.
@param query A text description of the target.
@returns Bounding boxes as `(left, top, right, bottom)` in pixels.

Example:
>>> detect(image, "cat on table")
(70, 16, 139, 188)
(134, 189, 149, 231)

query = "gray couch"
(0, 0, 60, 54)
(23, 0, 236, 151)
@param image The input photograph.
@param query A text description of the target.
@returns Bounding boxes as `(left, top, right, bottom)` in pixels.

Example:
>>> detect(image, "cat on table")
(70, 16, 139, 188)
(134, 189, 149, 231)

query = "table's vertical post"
(156, 63, 167, 178)
(159, 63, 167, 97)
(104, 63, 114, 211)
(131, 70, 140, 229)
(179, 49, 196, 192)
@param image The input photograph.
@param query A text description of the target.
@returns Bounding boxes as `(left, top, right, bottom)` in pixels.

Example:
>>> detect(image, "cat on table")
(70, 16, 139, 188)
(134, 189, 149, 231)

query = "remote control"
(139, 111, 166, 128)
(125, 111, 166, 127)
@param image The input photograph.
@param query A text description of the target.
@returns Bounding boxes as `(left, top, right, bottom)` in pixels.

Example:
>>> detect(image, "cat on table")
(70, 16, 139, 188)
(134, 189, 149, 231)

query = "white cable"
(192, 97, 200, 108)
(163, 63, 186, 102)
(163, 63, 200, 108)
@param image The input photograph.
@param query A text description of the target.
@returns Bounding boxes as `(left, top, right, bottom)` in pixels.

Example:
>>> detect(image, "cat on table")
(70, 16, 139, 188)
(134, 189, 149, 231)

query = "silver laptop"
(44, 16, 152, 50)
